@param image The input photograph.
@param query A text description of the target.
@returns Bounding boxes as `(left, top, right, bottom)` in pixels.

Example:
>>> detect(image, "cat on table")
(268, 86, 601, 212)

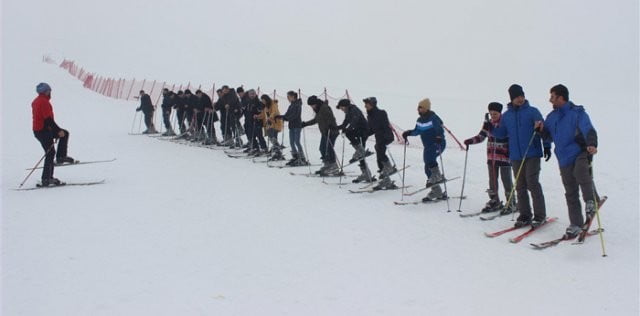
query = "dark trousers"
(34, 129, 69, 180)
(487, 163, 514, 202)
(176, 109, 186, 133)
(512, 158, 546, 220)
(143, 111, 154, 129)
(560, 152, 599, 226)
(319, 130, 338, 163)
(423, 143, 445, 177)
(374, 137, 392, 169)
(162, 108, 172, 131)
(250, 122, 267, 150)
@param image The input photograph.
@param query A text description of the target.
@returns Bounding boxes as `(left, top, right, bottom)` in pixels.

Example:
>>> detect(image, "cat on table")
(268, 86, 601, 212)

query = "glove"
(482, 121, 491, 131)
(402, 130, 411, 141)
(301, 121, 308, 128)
(463, 139, 472, 151)
(544, 147, 552, 161)
(135, 107, 141, 112)
(484, 112, 490, 123)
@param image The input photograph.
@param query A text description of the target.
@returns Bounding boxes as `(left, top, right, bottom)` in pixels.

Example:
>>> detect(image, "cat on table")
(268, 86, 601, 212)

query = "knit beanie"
(508, 84, 524, 101)
(488, 102, 503, 112)
(336, 99, 351, 109)
(307, 95, 322, 106)
(418, 98, 431, 111)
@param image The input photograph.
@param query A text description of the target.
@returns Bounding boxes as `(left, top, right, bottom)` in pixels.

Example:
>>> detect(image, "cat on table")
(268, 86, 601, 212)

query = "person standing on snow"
(488, 84, 549, 228)
(160, 88, 175, 136)
(363, 97, 396, 189)
(259, 94, 285, 161)
(301, 95, 340, 176)
(402, 98, 447, 201)
(464, 102, 516, 214)
(539, 84, 599, 238)
(336, 99, 374, 183)
(32, 82, 75, 186)
(277, 91, 307, 166)
(135, 90, 157, 134)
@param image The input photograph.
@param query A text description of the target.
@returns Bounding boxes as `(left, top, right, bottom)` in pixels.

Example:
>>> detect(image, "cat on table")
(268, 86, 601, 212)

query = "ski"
(479, 210, 513, 221)
(26, 158, 117, 170)
(484, 225, 525, 238)
(531, 229, 604, 249)
(402, 176, 461, 196)
(508, 217, 558, 243)
(289, 171, 354, 177)
(576, 196, 608, 243)
(338, 151, 374, 169)
(15, 179, 106, 191)
(349, 185, 412, 194)
(393, 195, 464, 205)
(356, 165, 412, 190)
(460, 206, 510, 218)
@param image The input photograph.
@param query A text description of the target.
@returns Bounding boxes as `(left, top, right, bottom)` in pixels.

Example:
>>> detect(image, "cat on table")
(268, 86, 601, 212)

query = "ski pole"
(337, 133, 346, 185)
(438, 147, 452, 212)
(20, 140, 57, 188)
(589, 162, 607, 257)
(507, 131, 538, 220)
(302, 127, 312, 175)
(130, 111, 139, 134)
(457, 148, 469, 212)
(401, 141, 407, 200)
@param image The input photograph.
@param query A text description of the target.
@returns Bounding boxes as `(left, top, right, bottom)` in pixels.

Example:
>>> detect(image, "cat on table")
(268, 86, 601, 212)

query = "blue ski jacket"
(490, 100, 549, 161)
(542, 101, 597, 167)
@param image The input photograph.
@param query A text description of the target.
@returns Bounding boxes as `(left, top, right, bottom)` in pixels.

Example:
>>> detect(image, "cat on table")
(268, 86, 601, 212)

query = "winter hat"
(236, 87, 244, 93)
(508, 84, 524, 101)
(488, 102, 503, 112)
(418, 98, 431, 111)
(362, 97, 377, 106)
(36, 82, 51, 94)
(336, 99, 351, 109)
(184, 89, 192, 94)
(307, 95, 322, 106)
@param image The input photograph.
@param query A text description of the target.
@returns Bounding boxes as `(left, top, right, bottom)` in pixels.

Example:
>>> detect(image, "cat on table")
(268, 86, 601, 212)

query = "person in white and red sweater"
(32, 82, 75, 186)
(464, 102, 516, 214)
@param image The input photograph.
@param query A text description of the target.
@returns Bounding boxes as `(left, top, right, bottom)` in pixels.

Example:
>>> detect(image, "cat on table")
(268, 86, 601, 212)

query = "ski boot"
(500, 198, 517, 215)
(38, 177, 65, 187)
(531, 216, 547, 228)
(56, 156, 77, 165)
(319, 162, 341, 176)
(421, 184, 447, 202)
(514, 214, 532, 228)
(481, 199, 504, 213)
(352, 163, 375, 183)
(565, 225, 582, 239)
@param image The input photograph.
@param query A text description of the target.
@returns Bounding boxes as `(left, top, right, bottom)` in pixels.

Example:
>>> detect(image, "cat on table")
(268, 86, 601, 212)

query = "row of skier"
(134, 82, 601, 239)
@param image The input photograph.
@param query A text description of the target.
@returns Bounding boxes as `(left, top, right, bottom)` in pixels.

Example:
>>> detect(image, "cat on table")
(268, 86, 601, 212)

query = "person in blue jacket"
(402, 98, 447, 202)
(490, 84, 549, 228)
(540, 84, 599, 238)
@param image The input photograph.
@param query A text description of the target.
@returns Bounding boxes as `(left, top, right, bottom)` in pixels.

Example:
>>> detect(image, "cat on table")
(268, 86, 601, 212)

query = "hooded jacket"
(32, 94, 60, 132)
(490, 100, 549, 161)
(542, 101, 597, 167)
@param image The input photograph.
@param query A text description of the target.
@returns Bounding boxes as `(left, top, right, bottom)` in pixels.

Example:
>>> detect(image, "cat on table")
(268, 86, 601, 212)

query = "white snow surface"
(2, 1, 639, 315)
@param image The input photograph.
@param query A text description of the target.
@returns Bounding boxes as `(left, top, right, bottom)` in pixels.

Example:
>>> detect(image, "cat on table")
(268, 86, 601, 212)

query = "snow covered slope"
(2, 0, 638, 315)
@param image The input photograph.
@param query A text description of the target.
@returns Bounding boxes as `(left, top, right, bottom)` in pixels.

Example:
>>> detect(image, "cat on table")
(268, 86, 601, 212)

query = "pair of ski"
(26, 158, 117, 170)
(529, 196, 608, 249)
(485, 217, 558, 243)
(391, 176, 460, 204)
(347, 165, 411, 193)
(15, 179, 106, 191)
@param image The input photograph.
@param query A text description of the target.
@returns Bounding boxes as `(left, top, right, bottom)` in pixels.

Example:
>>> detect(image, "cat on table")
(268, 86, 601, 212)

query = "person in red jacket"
(32, 82, 75, 186)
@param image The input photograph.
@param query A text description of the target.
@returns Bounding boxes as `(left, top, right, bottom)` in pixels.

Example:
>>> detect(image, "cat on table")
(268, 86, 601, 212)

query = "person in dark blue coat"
(364, 97, 397, 189)
(135, 90, 157, 134)
(278, 91, 308, 166)
(490, 84, 549, 228)
(541, 84, 599, 238)
(402, 98, 447, 201)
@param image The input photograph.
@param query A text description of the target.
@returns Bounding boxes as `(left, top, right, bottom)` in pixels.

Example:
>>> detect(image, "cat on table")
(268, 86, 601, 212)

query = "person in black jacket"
(173, 90, 187, 135)
(337, 99, 374, 183)
(183, 89, 197, 138)
(301, 95, 340, 176)
(278, 91, 308, 166)
(160, 88, 175, 136)
(196, 90, 219, 145)
(136, 90, 157, 134)
(229, 87, 244, 148)
(245, 89, 268, 155)
(364, 97, 397, 190)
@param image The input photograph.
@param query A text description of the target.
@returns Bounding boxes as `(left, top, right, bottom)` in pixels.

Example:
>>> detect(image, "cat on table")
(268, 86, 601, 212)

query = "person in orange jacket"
(32, 82, 76, 186)
(259, 94, 285, 161)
